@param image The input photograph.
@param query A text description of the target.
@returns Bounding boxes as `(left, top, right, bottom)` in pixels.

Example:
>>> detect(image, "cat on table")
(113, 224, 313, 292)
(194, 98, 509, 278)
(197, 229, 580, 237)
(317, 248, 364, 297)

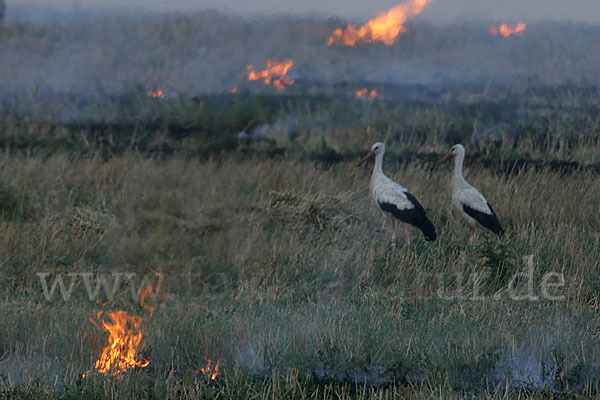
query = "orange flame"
(148, 89, 165, 98)
(231, 86, 238, 94)
(489, 22, 526, 38)
(85, 311, 149, 379)
(328, 0, 433, 46)
(246, 59, 294, 90)
(84, 283, 163, 379)
(356, 88, 377, 100)
(201, 359, 219, 380)
(138, 284, 161, 316)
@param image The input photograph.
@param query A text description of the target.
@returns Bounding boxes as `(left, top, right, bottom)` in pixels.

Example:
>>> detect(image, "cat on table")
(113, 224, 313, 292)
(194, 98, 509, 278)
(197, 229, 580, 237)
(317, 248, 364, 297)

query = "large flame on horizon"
(246, 59, 294, 90)
(489, 22, 526, 38)
(328, 0, 433, 46)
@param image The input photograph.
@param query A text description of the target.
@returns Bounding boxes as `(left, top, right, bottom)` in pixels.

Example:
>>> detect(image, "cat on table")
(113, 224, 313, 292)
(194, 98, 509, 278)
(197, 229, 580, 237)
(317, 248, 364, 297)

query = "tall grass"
(0, 144, 598, 398)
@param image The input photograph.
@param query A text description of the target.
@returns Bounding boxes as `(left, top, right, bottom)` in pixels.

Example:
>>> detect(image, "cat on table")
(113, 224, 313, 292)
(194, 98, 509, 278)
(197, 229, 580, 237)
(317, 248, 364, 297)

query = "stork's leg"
(469, 227, 477, 245)
(399, 221, 411, 245)
(391, 218, 397, 242)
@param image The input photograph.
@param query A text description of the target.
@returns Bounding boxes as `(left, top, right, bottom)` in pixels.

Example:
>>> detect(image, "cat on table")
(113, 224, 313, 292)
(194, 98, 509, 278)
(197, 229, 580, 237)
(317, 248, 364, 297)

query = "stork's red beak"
(438, 152, 453, 164)
(356, 150, 375, 166)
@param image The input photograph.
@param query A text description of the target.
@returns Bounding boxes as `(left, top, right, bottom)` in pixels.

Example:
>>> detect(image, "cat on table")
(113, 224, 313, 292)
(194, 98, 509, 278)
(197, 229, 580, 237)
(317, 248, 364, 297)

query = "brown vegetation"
(0, 145, 598, 397)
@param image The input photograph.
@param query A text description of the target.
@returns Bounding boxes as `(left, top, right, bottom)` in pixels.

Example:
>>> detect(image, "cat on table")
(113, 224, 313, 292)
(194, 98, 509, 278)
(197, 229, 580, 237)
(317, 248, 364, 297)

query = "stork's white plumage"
(439, 144, 504, 244)
(357, 142, 436, 243)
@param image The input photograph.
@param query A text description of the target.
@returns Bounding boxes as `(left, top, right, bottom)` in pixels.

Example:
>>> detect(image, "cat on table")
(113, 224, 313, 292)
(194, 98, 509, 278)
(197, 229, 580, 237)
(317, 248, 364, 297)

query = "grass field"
(0, 85, 599, 399)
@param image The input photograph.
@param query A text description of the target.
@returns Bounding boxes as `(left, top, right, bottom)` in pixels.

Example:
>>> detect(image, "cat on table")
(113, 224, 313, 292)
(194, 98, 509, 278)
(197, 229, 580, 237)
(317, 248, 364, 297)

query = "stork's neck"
(452, 151, 466, 184)
(372, 151, 384, 178)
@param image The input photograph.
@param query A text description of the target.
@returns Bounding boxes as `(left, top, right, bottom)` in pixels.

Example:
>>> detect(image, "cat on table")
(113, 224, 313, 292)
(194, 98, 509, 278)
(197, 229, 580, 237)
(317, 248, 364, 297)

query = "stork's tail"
(379, 194, 437, 242)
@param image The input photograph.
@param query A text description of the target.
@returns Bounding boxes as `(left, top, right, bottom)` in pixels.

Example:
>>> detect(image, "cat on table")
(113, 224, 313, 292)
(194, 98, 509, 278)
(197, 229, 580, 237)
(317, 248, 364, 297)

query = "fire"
(246, 59, 294, 91)
(84, 311, 149, 379)
(489, 22, 526, 38)
(148, 89, 165, 98)
(84, 283, 163, 379)
(356, 88, 377, 100)
(138, 284, 159, 316)
(201, 359, 219, 380)
(231, 86, 238, 94)
(327, 0, 433, 46)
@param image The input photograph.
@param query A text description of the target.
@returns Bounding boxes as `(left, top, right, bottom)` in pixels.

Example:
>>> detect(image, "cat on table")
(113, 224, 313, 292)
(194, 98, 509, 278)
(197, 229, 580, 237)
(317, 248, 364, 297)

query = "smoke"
(10, 0, 600, 23)
(493, 312, 600, 393)
(1, 11, 600, 104)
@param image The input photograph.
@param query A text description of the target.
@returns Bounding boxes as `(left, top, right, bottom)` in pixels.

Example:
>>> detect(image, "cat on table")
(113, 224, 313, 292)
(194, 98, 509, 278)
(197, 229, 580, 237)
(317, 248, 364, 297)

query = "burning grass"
(83, 310, 149, 379)
(0, 11, 599, 102)
(82, 284, 162, 380)
(246, 59, 295, 91)
(490, 22, 527, 38)
(200, 359, 219, 380)
(355, 88, 377, 100)
(327, 0, 433, 46)
(147, 89, 165, 99)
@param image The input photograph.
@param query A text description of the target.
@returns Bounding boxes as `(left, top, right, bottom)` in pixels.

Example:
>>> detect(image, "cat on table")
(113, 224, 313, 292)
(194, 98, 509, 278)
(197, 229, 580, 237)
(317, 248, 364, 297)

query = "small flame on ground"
(148, 89, 165, 98)
(356, 88, 377, 100)
(84, 311, 149, 379)
(246, 59, 294, 91)
(201, 359, 219, 380)
(328, 0, 433, 46)
(489, 22, 526, 38)
(231, 86, 238, 94)
(138, 284, 160, 316)
(84, 283, 163, 379)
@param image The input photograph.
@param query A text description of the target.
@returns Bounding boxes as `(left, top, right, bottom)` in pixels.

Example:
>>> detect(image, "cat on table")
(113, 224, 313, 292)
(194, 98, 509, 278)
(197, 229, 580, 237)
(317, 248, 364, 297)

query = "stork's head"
(439, 144, 465, 164)
(356, 142, 385, 166)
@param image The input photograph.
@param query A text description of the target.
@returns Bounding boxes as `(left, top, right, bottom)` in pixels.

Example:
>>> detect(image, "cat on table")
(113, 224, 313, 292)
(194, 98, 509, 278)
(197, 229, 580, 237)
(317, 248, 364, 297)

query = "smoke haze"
(8, 0, 600, 23)
(1, 1, 600, 106)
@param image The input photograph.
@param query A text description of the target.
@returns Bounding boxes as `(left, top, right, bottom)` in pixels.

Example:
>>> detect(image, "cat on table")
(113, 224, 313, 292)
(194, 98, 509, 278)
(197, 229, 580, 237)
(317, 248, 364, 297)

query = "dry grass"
(0, 147, 598, 398)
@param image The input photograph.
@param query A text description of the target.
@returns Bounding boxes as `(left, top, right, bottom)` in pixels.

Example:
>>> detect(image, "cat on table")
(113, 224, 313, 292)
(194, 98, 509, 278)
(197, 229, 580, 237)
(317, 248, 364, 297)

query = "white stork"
(439, 144, 504, 244)
(357, 142, 436, 243)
